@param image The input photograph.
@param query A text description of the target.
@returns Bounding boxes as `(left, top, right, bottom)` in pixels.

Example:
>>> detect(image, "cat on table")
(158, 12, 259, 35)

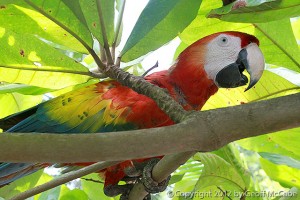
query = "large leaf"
(0, 93, 42, 118)
(193, 153, 246, 199)
(59, 189, 89, 200)
(0, 28, 91, 89)
(208, 0, 300, 23)
(203, 71, 300, 110)
(179, 0, 300, 73)
(0, 83, 53, 95)
(238, 133, 300, 161)
(81, 174, 114, 200)
(260, 158, 300, 188)
(120, 0, 202, 62)
(0, 0, 89, 53)
(24, 0, 93, 49)
(79, 0, 115, 46)
(0, 170, 43, 199)
(259, 152, 300, 169)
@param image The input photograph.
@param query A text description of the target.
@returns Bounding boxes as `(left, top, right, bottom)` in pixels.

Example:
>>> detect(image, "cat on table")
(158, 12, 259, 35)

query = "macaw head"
(173, 31, 265, 92)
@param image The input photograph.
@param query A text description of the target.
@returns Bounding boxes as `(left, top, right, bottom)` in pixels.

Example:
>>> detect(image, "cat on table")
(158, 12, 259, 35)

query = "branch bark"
(1, 93, 299, 163)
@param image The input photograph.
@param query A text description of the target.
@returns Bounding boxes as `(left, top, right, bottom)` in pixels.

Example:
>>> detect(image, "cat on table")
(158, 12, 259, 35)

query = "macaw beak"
(215, 43, 265, 91)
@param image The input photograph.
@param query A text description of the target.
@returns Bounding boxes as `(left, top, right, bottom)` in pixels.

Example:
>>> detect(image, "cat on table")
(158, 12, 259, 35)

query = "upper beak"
(241, 43, 265, 91)
(215, 43, 265, 91)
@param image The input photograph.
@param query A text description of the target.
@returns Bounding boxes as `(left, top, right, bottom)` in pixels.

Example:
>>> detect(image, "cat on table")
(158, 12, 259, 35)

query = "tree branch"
(128, 151, 196, 200)
(105, 65, 189, 123)
(1, 93, 299, 163)
(9, 161, 120, 200)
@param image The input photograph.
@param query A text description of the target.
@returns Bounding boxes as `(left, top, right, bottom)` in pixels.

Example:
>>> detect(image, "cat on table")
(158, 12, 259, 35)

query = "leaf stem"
(96, 0, 114, 65)
(0, 65, 107, 78)
(112, 0, 126, 62)
(254, 24, 300, 70)
(24, 0, 106, 72)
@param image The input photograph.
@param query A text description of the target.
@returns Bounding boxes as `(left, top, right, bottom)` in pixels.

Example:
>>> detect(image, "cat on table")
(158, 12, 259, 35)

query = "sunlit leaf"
(81, 174, 114, 200)
(0, 170, 43, 199)
(193, 153, 246, 199)
(120, 0, 202, 62)
(208, 0, 300, 23)
(0, 83, 53, 95)
(260, 158, 300, 188)
(24, 0, 93, 49)
(203, 71, 300, 110)
(277, 187, 299, 200)
(38, 186, 61, 200)
(0, 0, 89, 53)
(0, 28, 91, 89)
(79, 0, 115, 46)
(0, 93, 42, 118)
(259, 152, 300, 169)
(60, 189, 89, 200)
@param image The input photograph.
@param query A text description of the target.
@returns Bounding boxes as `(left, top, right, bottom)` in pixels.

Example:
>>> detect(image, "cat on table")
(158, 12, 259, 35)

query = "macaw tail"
(0, 163, 45, 187)
(0, 106, 38, 132)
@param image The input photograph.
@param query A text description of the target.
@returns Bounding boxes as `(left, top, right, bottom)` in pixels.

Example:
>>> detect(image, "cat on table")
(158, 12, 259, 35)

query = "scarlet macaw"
(0, 31, 264, 198)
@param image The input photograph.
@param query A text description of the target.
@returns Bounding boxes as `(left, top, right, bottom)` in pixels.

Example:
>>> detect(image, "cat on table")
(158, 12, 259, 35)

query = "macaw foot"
(141, 158, 171, 194)
(104, 184, 151, 200)
(104, 158, 170, 200)
(104, 184, 133, 197)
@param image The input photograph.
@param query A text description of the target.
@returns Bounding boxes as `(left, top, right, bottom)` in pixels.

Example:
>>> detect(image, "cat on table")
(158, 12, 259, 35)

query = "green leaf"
(79, 0, 115, 46)
(120, 0, 202, 62)
(0, 28, 91, 89)
(259, 152, 300, 169)
(255, 20, 300, 72)
(207, 0, 300, 23)
(0, 0, 89, 53)
(24, 0, 93, 49)
(238, 127, 300, 162)
(60, 189, 89, 200)
(0, 170, 43, 199)
(193, 153, 246, 199)
(269, 128, 300, 158)
(260, 158, 300, 188)
(203, 71, 300, 110)
(0, 93, 42, 118)
(0, 83, 53, 95)
(180, 0, 300, 72)
(291, 18, 300, 46)
(278, 187, 299, 200)
(81, 174, 114, 200)
(38, 186, 61, 200)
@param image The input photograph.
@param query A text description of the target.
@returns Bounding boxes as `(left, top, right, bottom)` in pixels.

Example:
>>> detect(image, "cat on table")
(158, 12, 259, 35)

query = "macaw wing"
(7, 81, 138, 133)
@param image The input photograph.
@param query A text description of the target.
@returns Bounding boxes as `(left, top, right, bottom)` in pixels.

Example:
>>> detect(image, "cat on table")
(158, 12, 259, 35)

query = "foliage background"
(0, 0, 299, 199)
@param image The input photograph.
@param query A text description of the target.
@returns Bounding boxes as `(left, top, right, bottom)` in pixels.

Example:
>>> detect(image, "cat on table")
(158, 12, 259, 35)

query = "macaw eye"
(217, 36, 230, 47)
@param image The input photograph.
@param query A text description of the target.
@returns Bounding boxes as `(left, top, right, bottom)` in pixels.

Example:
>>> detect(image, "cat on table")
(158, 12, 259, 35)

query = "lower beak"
(215, 43, 265, 91)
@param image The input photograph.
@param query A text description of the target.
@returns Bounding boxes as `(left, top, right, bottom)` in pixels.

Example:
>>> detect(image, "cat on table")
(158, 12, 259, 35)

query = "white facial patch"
(204, 34, 242, 82)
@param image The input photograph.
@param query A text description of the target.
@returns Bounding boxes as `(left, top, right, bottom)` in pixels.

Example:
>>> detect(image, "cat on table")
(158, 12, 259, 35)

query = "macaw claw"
(141, 158, 171, 194)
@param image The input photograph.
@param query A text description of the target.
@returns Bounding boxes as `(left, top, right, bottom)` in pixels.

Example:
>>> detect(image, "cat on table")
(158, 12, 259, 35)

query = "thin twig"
(9, 161, 120, 200)
(24, 0, 106, 72)
(142, 61, 159, 77)
(96, 0, 114, 65)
